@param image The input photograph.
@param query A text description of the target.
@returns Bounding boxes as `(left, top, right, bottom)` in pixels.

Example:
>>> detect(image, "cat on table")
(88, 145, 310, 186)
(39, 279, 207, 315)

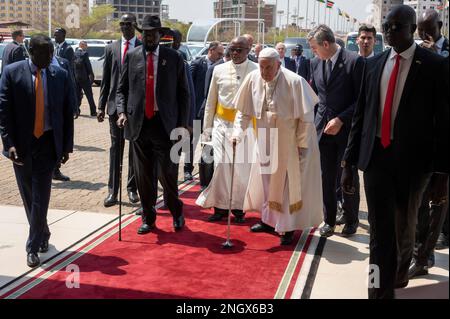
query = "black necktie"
(325, 60, 333, 85)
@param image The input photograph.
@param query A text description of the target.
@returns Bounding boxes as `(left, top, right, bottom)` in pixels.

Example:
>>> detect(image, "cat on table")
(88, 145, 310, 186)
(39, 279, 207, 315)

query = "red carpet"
(3, 181, 313, 299)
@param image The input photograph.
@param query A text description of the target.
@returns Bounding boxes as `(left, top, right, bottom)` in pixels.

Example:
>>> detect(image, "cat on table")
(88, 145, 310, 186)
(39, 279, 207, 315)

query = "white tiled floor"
(0, 205, 116, 289)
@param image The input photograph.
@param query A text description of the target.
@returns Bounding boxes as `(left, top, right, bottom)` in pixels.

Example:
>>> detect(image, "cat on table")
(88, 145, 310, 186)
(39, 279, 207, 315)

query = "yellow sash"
(216, 103, 257, 130)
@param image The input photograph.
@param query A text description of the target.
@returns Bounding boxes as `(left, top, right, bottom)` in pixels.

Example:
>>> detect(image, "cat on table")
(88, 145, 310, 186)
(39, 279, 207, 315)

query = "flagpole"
(318, 1, 320, 25)
(324, 2, 326, 25)
(306, 0, 309, 30)
(313, 0, 316, 26)
(48, 0, 52, 38)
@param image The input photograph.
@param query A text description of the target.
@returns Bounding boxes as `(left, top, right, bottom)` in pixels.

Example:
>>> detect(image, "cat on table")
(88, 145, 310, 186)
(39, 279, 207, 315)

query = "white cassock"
(233, 67, 323, 232)
(196, 59, 259, 210)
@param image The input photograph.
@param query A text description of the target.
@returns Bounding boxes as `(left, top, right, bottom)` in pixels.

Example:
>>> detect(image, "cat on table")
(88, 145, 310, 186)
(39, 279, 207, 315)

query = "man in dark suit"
(409, 8, 450, 278)
(341, 5, 449, 299)
(50, 45, 79, 118)
(116, 15, 190, 234)
(1, 29, 26, 74)
(189, 41, 224, 186)
(293, 44, 310, 80)
(308, 25, 364, 238)
(74, 41, 96, 116)
(0, 35, 75, 267)
(275, 42, 296, 72)
(53, 27, 74, 182)
(98, 13, 140, 207)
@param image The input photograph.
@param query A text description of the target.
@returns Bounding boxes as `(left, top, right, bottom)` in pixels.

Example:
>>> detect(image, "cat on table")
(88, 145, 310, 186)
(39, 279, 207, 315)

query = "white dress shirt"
(146, 45, 159, 111)
(359, 51, 375, 58)
(121, 36, 137, 61)
(377, 42, 417, 139)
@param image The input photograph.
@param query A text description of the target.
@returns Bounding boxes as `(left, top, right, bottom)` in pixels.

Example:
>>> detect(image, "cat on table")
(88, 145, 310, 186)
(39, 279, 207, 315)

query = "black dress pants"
(108, 113, 137, 197)
(13, 131, 57, 254)
(76, 79, 96, 115)
(319, 133, 360, 226)
(415, 180, 449, 266)
(131, 114, 183, 225)
(364, 138, 431, 299)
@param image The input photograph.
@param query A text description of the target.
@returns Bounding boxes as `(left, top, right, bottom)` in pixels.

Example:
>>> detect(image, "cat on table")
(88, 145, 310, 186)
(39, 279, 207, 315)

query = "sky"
(163, 0, 373, 25)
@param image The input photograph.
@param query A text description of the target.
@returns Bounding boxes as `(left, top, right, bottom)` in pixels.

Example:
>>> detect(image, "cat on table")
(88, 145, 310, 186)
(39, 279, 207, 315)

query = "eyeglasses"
(382, 22, 411, 33)
(229, 47, 246, 53)
(119, 22, 133, 27)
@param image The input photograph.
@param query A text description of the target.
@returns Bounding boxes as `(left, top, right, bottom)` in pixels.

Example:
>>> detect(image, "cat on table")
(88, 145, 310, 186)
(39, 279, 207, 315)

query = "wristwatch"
(341, 160, 348, 168)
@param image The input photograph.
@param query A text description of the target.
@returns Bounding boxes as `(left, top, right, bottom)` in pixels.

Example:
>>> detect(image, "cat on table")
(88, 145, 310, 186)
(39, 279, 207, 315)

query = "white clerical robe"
(196, 59, 259, 210)
(233, 67, 323, 232)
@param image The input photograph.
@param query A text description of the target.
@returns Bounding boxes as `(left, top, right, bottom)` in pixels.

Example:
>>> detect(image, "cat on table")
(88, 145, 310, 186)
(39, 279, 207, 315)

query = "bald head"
(229, 36, 250, 64)
(418, 9, 443, 42)
(384, 5, 417, 52)
(242, 34, 254, 48)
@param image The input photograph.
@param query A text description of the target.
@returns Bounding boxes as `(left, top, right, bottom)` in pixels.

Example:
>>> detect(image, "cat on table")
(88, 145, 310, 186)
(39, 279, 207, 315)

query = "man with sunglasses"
(196, 37, 258, 223)
(341, 5, 449, 299)
(409, 8, 450, 280)
(98, 14, 141, 208)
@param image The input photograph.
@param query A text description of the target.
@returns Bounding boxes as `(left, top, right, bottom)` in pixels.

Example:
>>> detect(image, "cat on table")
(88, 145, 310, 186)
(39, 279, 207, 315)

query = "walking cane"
(118, 127, 124, 241)
(222, 139, 237, 249)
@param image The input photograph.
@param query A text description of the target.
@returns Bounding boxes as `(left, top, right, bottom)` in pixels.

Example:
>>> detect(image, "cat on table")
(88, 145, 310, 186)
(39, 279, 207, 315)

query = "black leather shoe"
(184, 172, 193, 181)
(341, 221, 358, 236)
(336, 214, 347, 226)
(39, 240, 49, 253)
(27, 253, 40, 268)
(234, 215, 246, 223)
(128, 191, 140, 203)
(408, 262, 429, 279)
(319, 224, 335, 237)
(395, 280, 409, 289)
(280, 231, 295, 245)
(53, 169, 70, 181)
(250, 222, 274, 233)
(208, 213, 224, 222)
(137, 222, 155, 234)
(104, 194, 118, 207)
(173, 215, 185, 231)
(435, 233, 449, 250)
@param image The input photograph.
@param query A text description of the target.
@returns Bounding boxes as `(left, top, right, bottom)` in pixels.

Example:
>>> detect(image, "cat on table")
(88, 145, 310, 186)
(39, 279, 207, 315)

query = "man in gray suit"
(1, 29, 26, 74)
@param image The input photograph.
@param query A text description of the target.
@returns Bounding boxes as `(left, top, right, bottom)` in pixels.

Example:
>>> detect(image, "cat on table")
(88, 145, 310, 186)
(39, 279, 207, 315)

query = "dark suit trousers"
(319, 134, 360, 226)
(184, 132, 195, 174)
(415, 181, 449, 266)
(13, 131, 57, 254)
(108, 113, 137, 196)
(364, 138, 431, 299)
(131, 114, 183, 224)
(77, 79, 96, 114)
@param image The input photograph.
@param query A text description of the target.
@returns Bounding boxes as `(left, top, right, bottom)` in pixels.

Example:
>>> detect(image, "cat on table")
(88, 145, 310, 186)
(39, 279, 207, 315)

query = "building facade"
(94, 0, 167, 23)
(372, 0, 404, 31)
(213, 0, 276, 34)
(0, 0, 89, 31)
(404, 0, 449, 36)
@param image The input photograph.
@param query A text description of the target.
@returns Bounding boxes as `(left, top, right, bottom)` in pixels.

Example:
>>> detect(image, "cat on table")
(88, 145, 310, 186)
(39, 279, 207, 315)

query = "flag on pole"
(437, 1, 444, 10)
(353, 18, 357, 24)
(338, 8, 343, 16)
(326, 1, 334, 8)
(317, 0, 325, 3)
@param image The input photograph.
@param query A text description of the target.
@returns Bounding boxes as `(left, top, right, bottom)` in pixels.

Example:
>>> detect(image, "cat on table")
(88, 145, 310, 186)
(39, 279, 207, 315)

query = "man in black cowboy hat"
(117, 15, 190, 234)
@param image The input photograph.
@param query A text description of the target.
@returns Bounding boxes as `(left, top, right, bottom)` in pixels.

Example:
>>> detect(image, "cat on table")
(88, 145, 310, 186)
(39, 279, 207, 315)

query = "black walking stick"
(118, 126, 124, 241)
(222, 139, 237, 249)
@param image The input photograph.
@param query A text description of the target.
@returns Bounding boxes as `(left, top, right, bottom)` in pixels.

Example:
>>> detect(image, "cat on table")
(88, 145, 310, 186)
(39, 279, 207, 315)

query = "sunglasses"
(229, 47, 246, 53)
(382, 22, 411, 33)
(119, 22, 133, 27)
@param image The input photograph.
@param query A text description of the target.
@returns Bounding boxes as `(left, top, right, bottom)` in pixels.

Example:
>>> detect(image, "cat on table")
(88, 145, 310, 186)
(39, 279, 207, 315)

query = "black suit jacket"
(56, 42, 75, 66)
(283, 57, 296, 73)
(1, 41, 26, 74)
(0, 61, 75, 160)
(294, 55, 310, 80)
(116, 45, 190, 141)
(310, 48, 365, 142)
(343, 46, 449, 173)
(99, 39, 142, 115)
(73, 48, 94, 82)
(55, 56, 79, 114)
(190, 56, 211, 119)
(441, 37, 449, 58)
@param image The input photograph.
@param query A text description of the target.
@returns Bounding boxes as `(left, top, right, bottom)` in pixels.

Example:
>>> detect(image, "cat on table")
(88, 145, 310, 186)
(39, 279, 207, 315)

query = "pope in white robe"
(232, 48, 323, 244)
(196, 37, 259, 222)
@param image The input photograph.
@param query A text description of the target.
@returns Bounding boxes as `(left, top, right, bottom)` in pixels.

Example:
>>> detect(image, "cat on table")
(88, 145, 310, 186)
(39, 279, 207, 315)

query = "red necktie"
(381, 54, 401, 148)
(145, 53, 155, 119)
(122, 40, 129, 64)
